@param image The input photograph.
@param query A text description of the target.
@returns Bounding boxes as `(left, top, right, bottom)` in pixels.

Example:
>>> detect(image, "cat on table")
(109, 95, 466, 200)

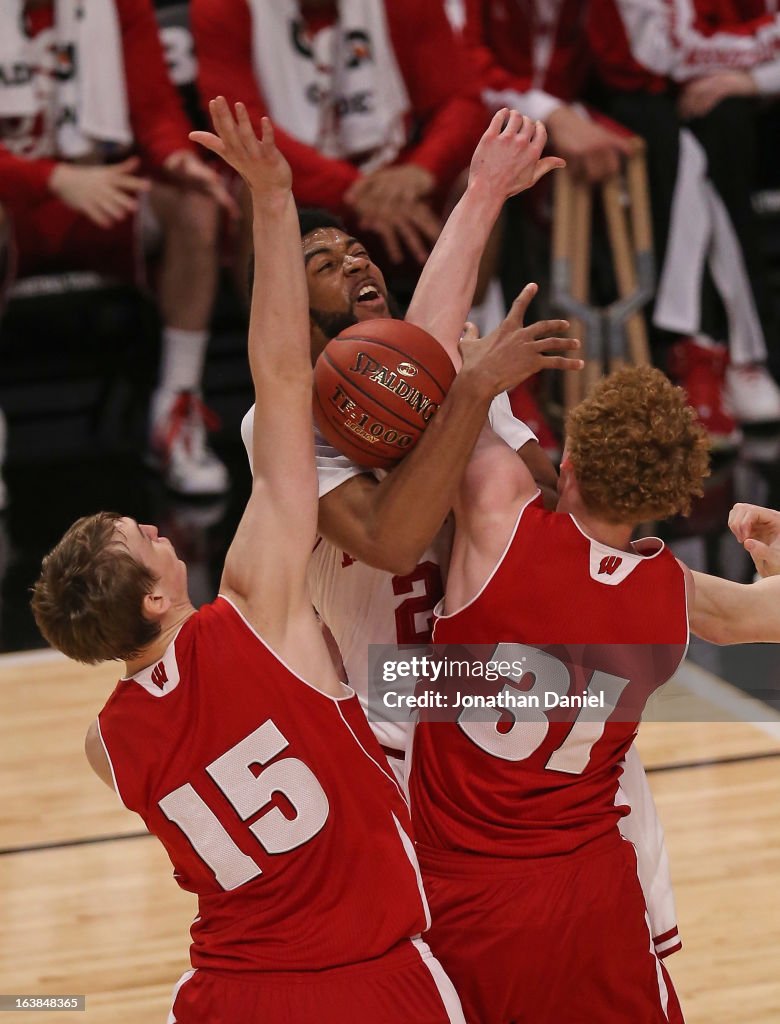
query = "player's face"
(303, 228, 390, 356)
(115, 517, 187, 598)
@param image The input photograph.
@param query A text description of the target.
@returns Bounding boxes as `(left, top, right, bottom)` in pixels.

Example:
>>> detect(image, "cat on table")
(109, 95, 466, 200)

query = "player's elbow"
(359, 530, 425, 576)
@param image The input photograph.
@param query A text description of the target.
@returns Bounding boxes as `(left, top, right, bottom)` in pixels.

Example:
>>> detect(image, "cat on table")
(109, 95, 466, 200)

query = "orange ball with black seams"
(313, 319, 456, 468)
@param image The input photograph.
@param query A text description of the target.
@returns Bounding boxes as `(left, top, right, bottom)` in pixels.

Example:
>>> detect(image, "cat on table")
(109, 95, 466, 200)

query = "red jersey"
(462, 0, 591, 105)
(192, 0, 485, 210)
(0, 0, 192, 208)
(409, 497, 688, 859)
(98, 596, 430, 973)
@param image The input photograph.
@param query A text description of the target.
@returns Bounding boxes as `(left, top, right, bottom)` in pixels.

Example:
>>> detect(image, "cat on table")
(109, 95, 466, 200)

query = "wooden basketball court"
(2, 650, 779, 1022)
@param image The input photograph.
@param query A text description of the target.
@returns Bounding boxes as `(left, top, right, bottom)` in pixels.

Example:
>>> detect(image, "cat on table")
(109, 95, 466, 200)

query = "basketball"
(313, 319, 456, 468)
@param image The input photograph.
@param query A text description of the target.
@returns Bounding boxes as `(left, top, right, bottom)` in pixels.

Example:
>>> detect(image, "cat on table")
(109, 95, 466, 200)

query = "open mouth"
(353, 283, 387, 312)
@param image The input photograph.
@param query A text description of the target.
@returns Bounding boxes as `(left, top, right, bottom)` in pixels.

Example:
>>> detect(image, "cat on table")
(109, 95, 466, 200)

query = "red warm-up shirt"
(462, 0, 591, 105)
(588, 0, 780, 94)
(192, 0, 486, 210)
(0, 0, 193, 207)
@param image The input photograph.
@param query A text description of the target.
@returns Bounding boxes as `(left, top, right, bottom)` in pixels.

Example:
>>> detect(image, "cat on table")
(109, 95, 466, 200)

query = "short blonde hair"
(31, 512, 161, 664)
(566, 366, 710, 524)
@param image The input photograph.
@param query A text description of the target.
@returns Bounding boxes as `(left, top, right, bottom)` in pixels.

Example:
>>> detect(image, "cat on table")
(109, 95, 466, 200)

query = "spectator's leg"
(687, 98, 768, 335)
(688, 98, 780, 422)
(0, 203, 8, 510)
(147, 184, 228, 496)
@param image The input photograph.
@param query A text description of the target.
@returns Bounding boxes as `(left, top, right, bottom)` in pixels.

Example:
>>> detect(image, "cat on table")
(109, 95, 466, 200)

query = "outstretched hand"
(728, 502, 780, 578)
(190, 97, 292, 197)
(459, 283, 582, 396)
(468, 109, 566, 201)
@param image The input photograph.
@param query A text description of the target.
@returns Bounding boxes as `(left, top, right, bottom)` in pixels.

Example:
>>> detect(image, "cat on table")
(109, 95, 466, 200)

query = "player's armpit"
(85, 720, 115, 791)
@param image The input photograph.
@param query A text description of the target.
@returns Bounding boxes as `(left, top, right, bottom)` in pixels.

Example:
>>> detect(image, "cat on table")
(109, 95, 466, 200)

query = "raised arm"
(405, 108, 564, 362)
(445, 423, 539, 611)
(192, 99, 313, 621)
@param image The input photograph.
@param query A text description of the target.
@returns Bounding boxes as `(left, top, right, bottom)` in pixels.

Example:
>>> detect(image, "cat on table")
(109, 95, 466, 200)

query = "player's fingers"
(209, 97, 240, 148)
(460, 322, 480, 343)
(517, 114, 534, 143)
(505, 283, 538, 326)
(531, 156, 566, 186)
(236, 103, 262, 156)
(504, 109, 522, 137)
(189, 130, 227, 158)
(528, 318, 570, 339)
(533, 336, 581, 352)
(744, 539, 778, 578)
(528, 120, 547, 154)
(540, 354, 585, 371)
(487, 107, 507, 138)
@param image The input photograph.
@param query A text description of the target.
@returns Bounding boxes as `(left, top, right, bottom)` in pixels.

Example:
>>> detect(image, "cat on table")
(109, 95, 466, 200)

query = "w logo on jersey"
(598, 555, 622, 576)
(151, 662, 168, 689)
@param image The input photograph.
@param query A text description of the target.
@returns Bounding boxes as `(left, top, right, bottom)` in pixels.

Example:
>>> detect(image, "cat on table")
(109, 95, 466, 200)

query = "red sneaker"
(508, 382, 561, 459)
(667, 338, 742, 451)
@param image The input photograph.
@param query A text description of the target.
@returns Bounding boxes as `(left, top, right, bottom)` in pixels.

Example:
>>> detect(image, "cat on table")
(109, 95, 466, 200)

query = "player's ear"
(142, 591, 171, 622)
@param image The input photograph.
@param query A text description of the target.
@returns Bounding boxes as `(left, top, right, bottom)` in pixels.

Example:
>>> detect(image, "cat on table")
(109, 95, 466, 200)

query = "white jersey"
(241, 392, 535, 755)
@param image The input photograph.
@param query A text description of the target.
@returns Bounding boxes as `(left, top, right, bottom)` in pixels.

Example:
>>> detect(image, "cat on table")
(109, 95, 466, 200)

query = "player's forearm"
(249, 192, 309, 384)
(353, 370, 495, 573)
(690, 571, 780, 644)
(405, 178, 503, 365)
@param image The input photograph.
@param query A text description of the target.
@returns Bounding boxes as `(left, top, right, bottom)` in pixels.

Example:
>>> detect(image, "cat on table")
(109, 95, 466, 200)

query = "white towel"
(248, 0, 410, 171)
(654, 128, 766, 366)
(0, 0, 131, 158)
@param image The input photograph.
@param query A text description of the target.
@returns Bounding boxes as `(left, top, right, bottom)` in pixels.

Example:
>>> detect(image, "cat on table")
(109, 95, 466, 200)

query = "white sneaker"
(149, 390, 230, 496)
(725, 363, 780, 424)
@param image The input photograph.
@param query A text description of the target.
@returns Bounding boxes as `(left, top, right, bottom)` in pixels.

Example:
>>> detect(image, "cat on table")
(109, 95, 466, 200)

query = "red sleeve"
(386, 0, 487, 194)
(462, 0, 534, 94)
(0, 145, 57, 206)
(117, 0, 194, 169)
(191, 0, 360, 210)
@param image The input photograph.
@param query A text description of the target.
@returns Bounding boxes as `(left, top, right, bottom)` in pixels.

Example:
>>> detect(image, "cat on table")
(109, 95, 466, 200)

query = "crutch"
(551, 142, 655, 413)
(601, 139, 653, 372)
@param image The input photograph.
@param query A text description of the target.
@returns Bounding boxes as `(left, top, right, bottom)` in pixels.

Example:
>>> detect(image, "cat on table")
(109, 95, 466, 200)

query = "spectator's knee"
(171, 189, 220, 251)
(152, 183, 220, 253)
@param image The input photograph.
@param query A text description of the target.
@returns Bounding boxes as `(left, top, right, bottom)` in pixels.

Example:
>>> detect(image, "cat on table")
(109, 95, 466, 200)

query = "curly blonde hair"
(565, 367, 710, 524)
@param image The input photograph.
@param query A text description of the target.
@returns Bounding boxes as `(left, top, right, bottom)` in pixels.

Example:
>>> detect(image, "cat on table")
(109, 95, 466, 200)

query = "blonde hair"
(31, 512, 161, 664)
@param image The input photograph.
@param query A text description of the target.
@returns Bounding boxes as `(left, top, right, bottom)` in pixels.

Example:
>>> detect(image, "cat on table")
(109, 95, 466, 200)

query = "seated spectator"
(191, 0, 486, 288)
(458, 0, 634, 183)
(0, 0, 233, 505)
(588, 0, 780, 445)
(451, 0, 636, 448)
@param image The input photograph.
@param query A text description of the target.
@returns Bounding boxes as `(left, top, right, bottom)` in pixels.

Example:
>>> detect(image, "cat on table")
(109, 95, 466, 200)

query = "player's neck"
(559, 497, 634, 553)
(123, 604, 196, 679)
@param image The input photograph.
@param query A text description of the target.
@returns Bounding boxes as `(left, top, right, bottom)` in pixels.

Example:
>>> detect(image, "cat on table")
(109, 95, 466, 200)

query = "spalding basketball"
(313, 319, 456, 468)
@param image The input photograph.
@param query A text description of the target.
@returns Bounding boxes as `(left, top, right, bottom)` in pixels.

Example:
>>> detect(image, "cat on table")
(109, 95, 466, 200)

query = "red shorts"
(419, 834, 684, 1024)
(169, 937, 465, 1024)
(6, 197, 141, 283)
